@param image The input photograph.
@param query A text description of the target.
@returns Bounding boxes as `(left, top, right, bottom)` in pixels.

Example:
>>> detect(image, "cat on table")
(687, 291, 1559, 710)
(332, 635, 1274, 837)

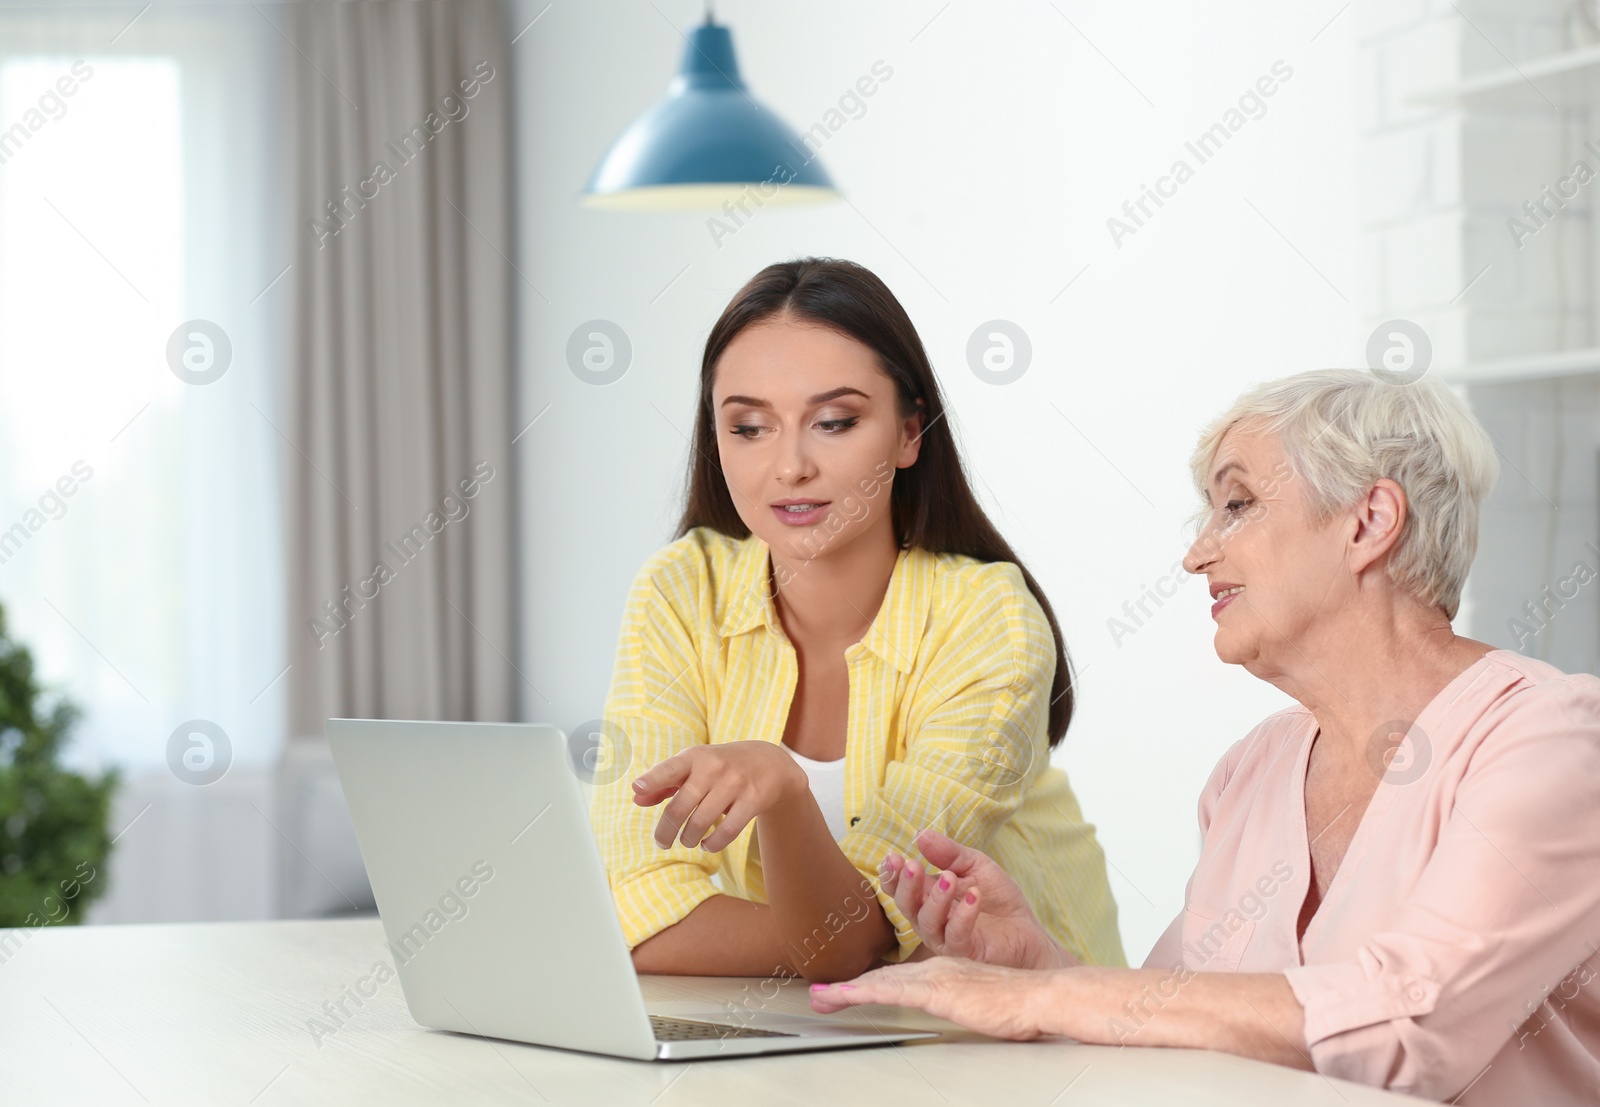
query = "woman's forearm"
(630, 894, 798, 976)
(627, 788, 897, 980)
(757, 790, 898, 982)
(1037, 967, 1312, 1069)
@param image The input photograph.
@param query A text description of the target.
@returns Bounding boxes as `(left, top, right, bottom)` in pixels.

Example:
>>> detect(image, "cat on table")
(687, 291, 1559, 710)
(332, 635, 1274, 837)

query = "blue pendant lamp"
(583, 7, 839, 210)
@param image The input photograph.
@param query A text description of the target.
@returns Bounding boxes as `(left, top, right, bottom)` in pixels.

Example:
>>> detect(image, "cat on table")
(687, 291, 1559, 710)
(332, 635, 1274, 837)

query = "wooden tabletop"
(0, 918, 1429, 1105)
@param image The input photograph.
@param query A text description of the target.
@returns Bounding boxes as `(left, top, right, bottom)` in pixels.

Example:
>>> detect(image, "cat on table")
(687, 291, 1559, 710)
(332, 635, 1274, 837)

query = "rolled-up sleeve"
(839, 564, 1056, 962)
(1282, 678, 1600, 1100)
(587, 553, 719, 950)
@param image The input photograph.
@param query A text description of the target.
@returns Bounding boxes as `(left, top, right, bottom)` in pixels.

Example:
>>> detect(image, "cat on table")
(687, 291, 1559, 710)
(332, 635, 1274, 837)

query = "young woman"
(589, 257, 1123, 983)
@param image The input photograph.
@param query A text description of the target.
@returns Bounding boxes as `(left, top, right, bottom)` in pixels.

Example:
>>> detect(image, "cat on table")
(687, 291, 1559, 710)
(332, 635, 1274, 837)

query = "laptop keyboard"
(649, 1014, 797, 1041)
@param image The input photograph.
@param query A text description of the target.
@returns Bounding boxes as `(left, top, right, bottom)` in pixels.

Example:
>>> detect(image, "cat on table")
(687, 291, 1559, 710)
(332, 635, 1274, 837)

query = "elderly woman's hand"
(885, 828, 1078, 971)
(808, 956, 1062, 1040)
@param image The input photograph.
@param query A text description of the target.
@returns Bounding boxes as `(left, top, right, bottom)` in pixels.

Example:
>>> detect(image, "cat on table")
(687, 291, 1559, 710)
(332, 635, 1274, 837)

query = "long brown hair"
(674, 257, 1077, 747)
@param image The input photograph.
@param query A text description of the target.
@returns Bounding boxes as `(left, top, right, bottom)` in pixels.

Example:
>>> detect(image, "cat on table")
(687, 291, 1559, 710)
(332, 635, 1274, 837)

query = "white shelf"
(1411, 44, 1600, 107)
(1440, 345, 1600, 385)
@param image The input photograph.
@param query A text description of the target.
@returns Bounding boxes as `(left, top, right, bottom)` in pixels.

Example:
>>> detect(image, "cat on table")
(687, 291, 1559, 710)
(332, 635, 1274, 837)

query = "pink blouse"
(1145, 649, 1600, 1104)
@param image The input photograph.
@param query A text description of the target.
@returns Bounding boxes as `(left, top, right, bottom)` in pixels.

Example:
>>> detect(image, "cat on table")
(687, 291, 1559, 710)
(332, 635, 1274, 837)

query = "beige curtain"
(282, 0, 517, 736)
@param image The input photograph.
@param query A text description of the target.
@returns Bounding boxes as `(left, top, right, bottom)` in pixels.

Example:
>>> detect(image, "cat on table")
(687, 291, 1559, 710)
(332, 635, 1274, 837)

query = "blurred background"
(0, 0, 1592, 967)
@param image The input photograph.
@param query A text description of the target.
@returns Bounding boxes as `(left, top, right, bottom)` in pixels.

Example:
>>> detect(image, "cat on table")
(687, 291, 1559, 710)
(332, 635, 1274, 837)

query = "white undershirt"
(782, 743, 848, 840)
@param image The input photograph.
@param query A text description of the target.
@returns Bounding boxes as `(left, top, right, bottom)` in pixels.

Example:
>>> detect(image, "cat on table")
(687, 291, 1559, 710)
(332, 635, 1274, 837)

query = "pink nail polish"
(938, 875, 950, 891)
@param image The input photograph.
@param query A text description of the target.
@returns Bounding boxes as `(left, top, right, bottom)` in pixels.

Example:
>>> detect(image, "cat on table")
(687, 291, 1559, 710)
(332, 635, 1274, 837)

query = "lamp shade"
(583, 20, 838, 211)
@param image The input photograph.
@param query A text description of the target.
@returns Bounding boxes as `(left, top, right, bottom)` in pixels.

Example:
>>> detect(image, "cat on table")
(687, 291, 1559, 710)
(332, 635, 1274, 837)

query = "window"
(0, 35, 284, 777)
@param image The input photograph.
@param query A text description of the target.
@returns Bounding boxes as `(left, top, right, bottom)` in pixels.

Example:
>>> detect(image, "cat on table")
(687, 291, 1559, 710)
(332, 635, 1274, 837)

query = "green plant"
(0, 601, 118, 927)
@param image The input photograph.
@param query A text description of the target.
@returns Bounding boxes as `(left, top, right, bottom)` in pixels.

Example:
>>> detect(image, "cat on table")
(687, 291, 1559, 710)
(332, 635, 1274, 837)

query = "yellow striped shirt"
(589, 526, 1126, 967)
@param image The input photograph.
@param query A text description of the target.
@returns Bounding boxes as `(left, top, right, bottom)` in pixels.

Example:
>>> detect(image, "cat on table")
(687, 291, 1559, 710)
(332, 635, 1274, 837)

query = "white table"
(0, 919, 1429, 1105)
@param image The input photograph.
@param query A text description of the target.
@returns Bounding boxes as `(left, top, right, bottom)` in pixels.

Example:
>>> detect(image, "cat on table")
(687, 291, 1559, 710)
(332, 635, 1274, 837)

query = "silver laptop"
(324, 718, 939, 1060)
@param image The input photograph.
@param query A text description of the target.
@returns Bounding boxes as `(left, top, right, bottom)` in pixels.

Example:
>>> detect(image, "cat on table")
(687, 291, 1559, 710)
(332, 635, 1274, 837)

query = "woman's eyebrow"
(720, 386, 870, 409)
(1209, 461, 1247, 491)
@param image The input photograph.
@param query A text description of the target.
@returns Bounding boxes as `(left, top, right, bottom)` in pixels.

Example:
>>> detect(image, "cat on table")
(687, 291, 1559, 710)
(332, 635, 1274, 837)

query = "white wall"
(510, 0, 1363, 961)
(1354, 0, 1600, 678)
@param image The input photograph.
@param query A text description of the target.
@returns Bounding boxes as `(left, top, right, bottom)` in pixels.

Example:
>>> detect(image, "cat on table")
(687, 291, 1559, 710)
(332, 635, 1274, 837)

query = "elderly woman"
(808, 368, 1600, 1104)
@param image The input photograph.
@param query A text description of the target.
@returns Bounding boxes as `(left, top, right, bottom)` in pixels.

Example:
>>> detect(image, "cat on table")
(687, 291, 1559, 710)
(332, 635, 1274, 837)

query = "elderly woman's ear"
(1347, 477, 1407, 577)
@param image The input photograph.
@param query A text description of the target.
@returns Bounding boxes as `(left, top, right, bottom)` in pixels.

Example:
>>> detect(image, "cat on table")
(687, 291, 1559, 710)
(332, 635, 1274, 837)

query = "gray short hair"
(1189, 369, 1499, 620)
